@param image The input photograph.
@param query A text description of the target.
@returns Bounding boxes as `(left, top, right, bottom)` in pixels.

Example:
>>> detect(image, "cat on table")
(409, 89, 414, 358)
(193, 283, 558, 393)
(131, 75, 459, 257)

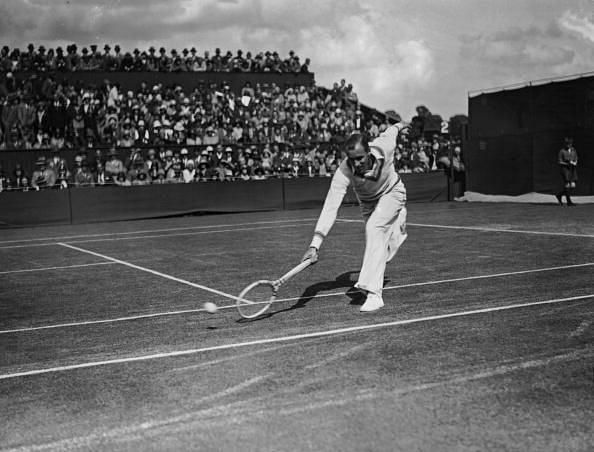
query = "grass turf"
(1, 202, 593, 451)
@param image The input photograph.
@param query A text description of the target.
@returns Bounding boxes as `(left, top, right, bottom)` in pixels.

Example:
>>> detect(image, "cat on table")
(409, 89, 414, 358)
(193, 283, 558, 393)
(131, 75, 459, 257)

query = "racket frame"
(236, 259, 312, 319)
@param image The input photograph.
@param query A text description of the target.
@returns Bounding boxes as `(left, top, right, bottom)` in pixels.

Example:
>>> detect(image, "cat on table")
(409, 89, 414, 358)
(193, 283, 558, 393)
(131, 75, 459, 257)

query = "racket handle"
(276, 259, 312, 286)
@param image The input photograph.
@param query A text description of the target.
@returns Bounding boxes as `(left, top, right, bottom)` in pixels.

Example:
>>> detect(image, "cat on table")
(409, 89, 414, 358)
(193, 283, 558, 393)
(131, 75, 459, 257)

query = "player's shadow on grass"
(238, 271, 390, 322)
(292, 272, 390, 309)
(295, 270, 364, 307)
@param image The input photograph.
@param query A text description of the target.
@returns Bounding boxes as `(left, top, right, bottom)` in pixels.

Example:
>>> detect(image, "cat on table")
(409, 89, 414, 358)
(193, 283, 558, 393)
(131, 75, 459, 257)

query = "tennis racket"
(236, 259, 313, 319)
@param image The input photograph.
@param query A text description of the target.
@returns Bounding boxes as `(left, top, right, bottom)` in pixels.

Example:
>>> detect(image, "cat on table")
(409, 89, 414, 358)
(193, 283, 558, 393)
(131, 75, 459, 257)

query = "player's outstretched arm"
(302, 166, 350, 263)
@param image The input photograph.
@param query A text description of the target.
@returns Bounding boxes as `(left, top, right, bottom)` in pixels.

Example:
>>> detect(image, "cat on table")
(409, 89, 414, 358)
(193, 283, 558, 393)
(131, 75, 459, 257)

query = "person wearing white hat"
(179, 147, 191, 167)
(182, 159, 196, 183)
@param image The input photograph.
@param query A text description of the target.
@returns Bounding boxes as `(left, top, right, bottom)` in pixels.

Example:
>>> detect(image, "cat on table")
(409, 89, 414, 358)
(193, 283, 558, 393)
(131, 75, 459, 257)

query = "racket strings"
(237, 282, 276, 318)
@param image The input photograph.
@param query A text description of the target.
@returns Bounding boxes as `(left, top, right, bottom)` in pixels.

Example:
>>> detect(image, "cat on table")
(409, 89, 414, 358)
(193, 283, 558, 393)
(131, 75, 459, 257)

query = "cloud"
(296, 13, 434, 111)
(179, 0, 436, 107)
(16, 0, 574, 116)
(559, 10, 594, 42)
(460, 24, 575, 69)
(0, 0, 436, 113)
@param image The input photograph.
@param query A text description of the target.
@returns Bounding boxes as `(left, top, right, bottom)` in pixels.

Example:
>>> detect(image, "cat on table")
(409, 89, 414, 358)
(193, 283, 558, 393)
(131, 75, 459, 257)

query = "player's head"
(344, 133, 370, 174)
(564, 137, 573, 145)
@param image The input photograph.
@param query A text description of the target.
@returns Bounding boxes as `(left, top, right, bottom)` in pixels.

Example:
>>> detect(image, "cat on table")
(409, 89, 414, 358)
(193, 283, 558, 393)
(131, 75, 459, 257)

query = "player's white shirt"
(310, 123, 406, 249)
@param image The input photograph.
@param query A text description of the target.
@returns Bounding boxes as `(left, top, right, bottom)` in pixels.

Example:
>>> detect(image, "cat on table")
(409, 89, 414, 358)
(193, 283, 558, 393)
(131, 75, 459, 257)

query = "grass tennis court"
(1, 202, 593, 451)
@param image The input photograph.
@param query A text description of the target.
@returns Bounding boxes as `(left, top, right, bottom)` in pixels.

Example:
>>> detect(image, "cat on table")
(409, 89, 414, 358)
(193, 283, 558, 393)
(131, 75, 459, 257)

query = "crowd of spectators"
(0, 43, 461, 192)
(0, 44, 311, 74)
(0, 134, 459, 191)
(0, 144, 344, 191)
(1, 73, 364, 150)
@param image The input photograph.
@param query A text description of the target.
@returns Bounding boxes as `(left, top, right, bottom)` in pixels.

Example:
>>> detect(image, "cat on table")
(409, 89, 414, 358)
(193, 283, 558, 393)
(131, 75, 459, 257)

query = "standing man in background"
(302, 122, 410, 312)
(556, 137, 578, 206)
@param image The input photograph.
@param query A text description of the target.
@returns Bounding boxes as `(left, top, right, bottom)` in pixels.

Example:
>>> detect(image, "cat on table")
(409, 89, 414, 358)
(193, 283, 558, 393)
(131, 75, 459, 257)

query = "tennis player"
(302, 122, 409, 312)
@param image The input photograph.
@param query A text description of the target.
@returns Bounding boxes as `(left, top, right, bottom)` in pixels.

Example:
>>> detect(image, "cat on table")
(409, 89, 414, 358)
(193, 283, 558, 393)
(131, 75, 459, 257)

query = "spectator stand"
(0, 43, 459, 199)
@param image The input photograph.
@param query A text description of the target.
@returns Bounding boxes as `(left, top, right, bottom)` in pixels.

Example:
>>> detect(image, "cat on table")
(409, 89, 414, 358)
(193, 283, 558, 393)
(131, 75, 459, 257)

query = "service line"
(58, 243, 246, 303)
(2, 261, 594, 335)
(0, 262, 115, 275)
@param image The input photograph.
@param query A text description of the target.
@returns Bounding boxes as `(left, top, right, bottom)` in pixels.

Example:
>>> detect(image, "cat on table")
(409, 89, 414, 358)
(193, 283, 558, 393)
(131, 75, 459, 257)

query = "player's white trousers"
(355, 182, 407, 296)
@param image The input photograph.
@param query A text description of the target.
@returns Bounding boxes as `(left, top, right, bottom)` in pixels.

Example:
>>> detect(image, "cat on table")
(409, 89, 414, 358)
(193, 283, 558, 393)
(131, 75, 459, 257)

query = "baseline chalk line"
(1, 293, 592, 380)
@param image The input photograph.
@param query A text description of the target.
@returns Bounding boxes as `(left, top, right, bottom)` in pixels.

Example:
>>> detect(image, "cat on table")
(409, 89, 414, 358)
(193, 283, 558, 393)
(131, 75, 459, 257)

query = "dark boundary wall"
(69, 179, 284, 224)
(466, 74, 594, 195)
(0, 173, 447, 227)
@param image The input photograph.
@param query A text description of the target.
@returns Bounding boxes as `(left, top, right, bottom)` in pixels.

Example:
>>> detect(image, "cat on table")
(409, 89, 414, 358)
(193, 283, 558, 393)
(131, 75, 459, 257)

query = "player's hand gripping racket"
(236, 259, 313, 319)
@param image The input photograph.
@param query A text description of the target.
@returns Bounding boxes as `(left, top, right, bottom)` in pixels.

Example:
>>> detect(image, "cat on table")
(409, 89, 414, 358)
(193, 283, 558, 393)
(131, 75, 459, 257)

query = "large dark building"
(465, 73, 594, 196)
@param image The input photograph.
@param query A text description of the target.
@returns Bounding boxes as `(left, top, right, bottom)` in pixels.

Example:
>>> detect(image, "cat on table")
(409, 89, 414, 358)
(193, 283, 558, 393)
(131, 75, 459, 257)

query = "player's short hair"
(344, 133, 369, 154)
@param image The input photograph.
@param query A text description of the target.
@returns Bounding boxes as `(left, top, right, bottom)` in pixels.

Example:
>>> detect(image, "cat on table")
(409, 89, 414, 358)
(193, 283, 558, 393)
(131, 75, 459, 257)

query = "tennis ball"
(203, 302, 218, 314)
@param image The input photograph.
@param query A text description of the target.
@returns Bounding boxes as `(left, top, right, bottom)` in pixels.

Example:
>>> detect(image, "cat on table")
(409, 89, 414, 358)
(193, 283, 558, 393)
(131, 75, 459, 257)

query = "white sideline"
(0, 218, 316, 245)
(58, 243, 247, 303)
(408, 222, 594, 238)
(0, 223, 312, 249)
(2, 218, 592, 250)
(336, 218, 594, 238)
(2, 261, 594, 335)
(0, 293, 592, 380)
(0, 262, 115, 275)
(271, 261, 594, 304)
(0, 307, 213, 335)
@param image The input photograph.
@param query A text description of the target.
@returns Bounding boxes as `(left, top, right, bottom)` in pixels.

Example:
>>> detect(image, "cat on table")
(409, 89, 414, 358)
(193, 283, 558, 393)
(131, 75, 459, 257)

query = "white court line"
(379, 262, 594, 293)
(3, 261, 594, 335)
(0, 262, 115, 275)
(336, 218, 594, 238)
(0, 218, 316, 245)
(58, 243, 247, 303)
(65, 224, 308, 245)
(3, 214, 591, 250)
(0, 307, 215, 335)
(409, 222, 594, 238)
(1, 294, 593, 380)
(0, 223, 311, 249)
(5, 216, 590, 250)
(215, 261, 594, 310)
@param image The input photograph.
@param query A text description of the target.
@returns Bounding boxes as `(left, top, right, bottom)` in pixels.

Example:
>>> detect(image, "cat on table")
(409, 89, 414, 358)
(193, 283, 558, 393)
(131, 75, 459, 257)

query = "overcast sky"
(1, 0, 593, 118)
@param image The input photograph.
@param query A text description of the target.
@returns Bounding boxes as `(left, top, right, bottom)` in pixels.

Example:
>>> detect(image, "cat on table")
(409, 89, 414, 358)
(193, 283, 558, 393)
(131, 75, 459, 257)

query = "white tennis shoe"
(360, 293, 384, 312)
